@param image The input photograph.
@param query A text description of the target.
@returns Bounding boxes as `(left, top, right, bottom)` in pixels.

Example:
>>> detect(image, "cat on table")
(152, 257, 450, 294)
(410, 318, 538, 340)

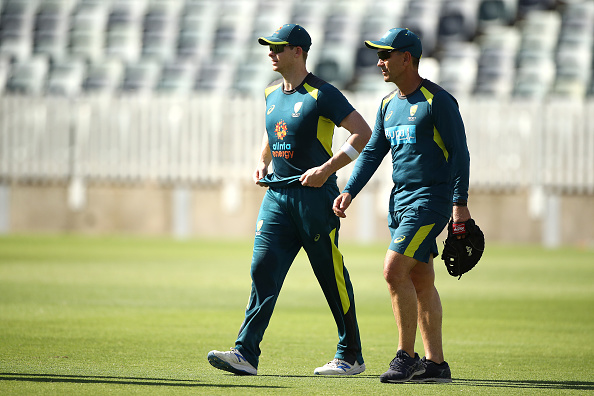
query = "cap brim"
(364, 40, 393, 50)
(258, 37, 290, 46)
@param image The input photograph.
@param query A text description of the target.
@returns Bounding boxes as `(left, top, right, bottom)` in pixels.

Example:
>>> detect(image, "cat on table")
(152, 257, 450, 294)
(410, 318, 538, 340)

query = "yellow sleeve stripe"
(265, 83, 282, 98)
(330, 228, 350, 314)
(404, 223, 435, 258)
(317, 116, 334, 156)
(420, 86, 448, 161)
(303, 82, 333, 156)
(433, 127, 449, 162)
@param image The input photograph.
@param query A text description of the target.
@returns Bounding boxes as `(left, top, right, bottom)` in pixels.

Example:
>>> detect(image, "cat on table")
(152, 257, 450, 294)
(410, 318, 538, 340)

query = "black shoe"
(379, 350, 425, 383)
(410, 357, 452, 383)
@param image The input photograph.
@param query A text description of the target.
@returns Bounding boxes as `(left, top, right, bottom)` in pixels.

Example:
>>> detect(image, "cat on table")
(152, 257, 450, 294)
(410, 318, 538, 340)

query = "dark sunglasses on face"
(377, 50, 394, 60)
(269, 44, 294, 54)
(377, 44, 415, 60)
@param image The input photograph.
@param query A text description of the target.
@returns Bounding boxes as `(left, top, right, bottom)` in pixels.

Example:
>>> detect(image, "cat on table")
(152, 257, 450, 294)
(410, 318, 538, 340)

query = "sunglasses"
(377, 44, 415, 60)
(269, 44, 295, 54)
(377, 50, 395, 61)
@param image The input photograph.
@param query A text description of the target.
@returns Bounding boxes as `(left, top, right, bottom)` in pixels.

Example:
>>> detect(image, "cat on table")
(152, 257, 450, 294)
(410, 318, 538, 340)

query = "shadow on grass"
(455, 378, 594, 391)
(0, 373, 285, 389)
(262, 374, 594, 391)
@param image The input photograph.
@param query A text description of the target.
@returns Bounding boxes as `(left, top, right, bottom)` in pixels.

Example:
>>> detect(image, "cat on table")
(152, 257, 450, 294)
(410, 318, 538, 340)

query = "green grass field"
(0, 235, 593, 395)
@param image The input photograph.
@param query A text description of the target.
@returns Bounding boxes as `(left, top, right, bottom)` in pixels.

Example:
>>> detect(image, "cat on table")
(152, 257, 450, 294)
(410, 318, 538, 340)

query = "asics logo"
(234, 353, 246, 362)
(337, 363, 351, 372)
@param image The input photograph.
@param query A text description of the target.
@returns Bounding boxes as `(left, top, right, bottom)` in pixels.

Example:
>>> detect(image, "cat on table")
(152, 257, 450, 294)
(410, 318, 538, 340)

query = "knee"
(383, 261, 409, 287)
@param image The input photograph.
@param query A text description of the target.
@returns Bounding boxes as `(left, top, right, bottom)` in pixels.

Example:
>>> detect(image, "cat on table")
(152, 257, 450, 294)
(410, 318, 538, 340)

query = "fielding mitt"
(441, 218, 485, 279)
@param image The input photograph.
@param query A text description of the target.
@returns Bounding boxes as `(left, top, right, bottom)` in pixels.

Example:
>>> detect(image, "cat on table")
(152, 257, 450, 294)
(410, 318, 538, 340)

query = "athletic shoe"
(379, 350, 425, 383)
(410, 357, 452, 383)
(314, 358, 366, 375)
(207, 348, 257, 375)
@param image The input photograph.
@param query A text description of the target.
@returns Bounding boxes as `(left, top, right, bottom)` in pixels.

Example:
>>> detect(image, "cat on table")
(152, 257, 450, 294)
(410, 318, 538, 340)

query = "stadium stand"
(0, 0, 591, 98)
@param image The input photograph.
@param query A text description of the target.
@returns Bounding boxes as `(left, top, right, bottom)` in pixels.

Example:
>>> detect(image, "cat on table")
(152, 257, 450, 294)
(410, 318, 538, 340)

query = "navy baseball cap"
(365, 28, 422, 59)
(258, 24, 312, 52)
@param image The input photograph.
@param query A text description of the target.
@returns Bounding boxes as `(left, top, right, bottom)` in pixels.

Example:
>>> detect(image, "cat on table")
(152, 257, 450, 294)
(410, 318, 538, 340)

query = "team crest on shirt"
(292, 102, 302, 117)
(275, 120, 287, 140)
(256, 220, 264, 236)
(409, 105, 418, 121)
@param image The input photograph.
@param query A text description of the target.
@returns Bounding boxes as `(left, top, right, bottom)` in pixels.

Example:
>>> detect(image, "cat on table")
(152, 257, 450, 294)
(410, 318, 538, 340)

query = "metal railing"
(1, 95, 593, 195)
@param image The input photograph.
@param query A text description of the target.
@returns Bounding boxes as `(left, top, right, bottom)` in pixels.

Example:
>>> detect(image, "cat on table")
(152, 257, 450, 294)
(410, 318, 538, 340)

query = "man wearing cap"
(333, 28, 472, 383)
(208, 24, 372, 376)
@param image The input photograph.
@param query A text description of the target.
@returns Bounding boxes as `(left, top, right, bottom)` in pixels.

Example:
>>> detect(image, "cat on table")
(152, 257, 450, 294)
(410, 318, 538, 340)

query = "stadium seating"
(0, 0, 592, 98)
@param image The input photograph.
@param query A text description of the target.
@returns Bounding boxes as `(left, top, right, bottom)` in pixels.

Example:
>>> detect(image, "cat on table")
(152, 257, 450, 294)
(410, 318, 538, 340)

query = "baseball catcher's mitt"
(441, 219, 485, 279)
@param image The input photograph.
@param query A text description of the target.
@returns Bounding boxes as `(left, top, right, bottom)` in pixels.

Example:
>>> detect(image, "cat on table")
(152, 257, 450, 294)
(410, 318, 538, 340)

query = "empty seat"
(348, 71, 393, 95)
(33, 2, 71, 61)
(477, 0, 517, 31)
(0, 54, 11, 94)
(194, 61, 234, 92)
(437, 0, 479, 44)
(176, 1, 217, 60)
(68, 3, 108, 62)
(517, 0, 556, 19)
(46, 58, 86, 96)
(400, 8, 438, 57)
(314, 45, 357, 89)
(82, 59, 124, 94)
(438, 42, 480, 97)
(155, 61, 196, 94)
(141, 4, 179, 61)
(68, 30, 104, 62)
(105, 5, 143, 63)
(474, 68, 514, 97)
(5, 55, 49, 95)
(550, 67, 589, 99)
(176, 31, 201, 59)
(0, 1, 35, 60)
(233, 61, 276, 96)
(121, 59, 161, 93)
(512, 57, 555, 99)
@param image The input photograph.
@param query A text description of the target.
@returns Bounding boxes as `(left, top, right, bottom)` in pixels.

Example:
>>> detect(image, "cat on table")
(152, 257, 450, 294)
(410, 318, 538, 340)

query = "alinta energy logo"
(275, 119, 287, 140)
(272, 120, 294, 159)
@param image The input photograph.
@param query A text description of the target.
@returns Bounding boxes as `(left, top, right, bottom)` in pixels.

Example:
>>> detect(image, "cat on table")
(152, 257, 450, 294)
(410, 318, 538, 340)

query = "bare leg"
(411, 255, 444, 363)
(383, 250, 420, 357)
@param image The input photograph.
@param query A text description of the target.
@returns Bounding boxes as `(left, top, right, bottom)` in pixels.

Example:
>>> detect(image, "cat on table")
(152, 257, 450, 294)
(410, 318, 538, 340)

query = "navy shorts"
(387, 206, 450, 263)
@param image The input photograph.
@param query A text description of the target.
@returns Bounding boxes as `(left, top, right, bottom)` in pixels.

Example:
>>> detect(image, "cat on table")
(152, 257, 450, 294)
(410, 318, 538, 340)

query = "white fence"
(1, 95, 593, 195)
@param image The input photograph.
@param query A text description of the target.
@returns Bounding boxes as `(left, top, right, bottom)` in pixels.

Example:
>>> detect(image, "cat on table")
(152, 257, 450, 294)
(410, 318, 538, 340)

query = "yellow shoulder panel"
(303, 83, 319, 100)
(265, 82, 283, 98)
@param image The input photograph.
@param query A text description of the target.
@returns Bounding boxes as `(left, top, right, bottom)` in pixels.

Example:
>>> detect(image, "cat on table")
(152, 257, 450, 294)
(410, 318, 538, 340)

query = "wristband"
(340, 142, 360, 161)
(453, 200, 467, 206)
